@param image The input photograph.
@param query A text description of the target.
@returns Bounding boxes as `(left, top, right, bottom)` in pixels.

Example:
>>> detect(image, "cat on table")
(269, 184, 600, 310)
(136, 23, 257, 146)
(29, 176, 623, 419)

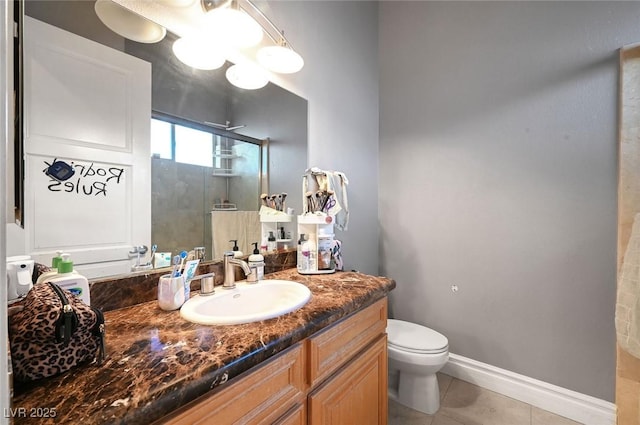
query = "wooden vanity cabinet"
(308, 336, 387, 425)
(306, 297, 388, 425)
(161, 298, 388, 425)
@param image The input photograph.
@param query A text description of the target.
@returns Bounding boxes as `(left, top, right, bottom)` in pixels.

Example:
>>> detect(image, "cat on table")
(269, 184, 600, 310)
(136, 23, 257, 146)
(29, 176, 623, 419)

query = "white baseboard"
(441, 353, 616, 425)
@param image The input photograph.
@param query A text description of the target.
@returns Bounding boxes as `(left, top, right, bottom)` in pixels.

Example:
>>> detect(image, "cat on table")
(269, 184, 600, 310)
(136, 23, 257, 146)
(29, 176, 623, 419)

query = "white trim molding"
(441, 353, 616, 425)
(1, 1, 12, 424)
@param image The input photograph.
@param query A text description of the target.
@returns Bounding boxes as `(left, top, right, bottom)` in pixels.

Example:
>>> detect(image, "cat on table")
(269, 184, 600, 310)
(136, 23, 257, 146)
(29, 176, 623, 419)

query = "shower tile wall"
(152, 157, 218, 258)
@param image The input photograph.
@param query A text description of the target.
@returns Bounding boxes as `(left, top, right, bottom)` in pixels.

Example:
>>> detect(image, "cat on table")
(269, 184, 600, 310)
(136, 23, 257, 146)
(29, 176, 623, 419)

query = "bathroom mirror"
(18, 0, 307, 278)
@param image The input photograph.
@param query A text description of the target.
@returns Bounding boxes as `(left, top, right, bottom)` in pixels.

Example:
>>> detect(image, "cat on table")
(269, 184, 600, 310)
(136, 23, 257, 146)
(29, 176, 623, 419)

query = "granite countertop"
(11, 269, 395, 425)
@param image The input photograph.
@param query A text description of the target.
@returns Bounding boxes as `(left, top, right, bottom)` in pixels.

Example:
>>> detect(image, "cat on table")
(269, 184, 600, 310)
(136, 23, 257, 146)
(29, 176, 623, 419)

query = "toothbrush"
(177, 250, 188, 276)
(171, 255, 181, 277)
(150, 244, 157, 265)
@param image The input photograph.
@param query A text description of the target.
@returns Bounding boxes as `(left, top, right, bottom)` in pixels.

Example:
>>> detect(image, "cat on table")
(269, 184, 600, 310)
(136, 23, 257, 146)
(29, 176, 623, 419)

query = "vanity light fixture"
(95, 0, 304, 89)
(203, 0, 304, 85)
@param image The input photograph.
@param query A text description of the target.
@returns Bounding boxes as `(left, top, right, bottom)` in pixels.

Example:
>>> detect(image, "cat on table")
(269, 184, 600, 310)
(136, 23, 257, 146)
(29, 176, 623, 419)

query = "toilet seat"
(387, 319, 449, 355)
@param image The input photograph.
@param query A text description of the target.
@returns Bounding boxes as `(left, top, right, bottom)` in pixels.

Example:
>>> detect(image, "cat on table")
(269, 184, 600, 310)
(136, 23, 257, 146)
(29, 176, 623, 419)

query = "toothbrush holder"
(157, 274, 185, 311)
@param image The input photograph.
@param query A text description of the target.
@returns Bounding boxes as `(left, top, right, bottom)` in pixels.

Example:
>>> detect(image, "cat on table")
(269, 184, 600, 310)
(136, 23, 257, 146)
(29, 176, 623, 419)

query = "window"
(150, 119, 172, 159)
(175, 126, 213, 167)
(151, 117, 213, 167)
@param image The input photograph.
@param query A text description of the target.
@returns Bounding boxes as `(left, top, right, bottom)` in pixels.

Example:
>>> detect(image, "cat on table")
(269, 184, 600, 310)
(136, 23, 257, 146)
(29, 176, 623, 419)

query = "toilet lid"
(387, 319, 448, 354)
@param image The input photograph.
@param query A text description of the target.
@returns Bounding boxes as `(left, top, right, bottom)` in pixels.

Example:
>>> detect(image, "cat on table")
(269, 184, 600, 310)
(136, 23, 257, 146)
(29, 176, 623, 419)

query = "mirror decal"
(43, 158, 125, 197)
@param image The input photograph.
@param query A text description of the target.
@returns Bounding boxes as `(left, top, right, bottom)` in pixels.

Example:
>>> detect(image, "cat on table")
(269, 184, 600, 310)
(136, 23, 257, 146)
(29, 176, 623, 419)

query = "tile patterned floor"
(388, 373, 583, 425)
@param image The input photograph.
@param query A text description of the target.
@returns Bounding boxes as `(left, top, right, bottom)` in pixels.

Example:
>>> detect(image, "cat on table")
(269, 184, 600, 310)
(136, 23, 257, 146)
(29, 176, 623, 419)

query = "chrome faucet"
(223, 251, 251, 289)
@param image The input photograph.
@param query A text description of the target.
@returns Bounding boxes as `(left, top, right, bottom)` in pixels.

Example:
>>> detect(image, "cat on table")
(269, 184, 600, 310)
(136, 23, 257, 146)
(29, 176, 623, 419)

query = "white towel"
(616, 212, 640, 359)
(211, 211, 261, 259)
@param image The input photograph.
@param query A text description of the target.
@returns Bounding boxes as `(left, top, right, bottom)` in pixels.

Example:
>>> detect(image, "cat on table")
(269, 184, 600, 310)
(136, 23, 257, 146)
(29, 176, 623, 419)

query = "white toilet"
(387, 319, 449, 415)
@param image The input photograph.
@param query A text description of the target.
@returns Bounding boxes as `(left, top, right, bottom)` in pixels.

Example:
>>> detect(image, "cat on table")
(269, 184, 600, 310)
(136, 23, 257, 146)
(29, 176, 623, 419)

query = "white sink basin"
(180, 279, 312, 325)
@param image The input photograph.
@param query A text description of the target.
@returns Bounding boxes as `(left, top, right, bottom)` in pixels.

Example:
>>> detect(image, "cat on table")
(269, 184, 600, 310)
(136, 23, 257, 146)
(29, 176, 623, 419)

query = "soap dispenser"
(7, 255, 35, 302)
(248, 242, 265, 282)
(47, 254, 91, 305)
(229, 239, 243, 258)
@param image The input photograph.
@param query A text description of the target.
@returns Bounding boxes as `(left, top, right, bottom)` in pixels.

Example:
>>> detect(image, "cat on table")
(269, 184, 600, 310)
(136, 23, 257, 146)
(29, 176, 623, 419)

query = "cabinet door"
(307, 298, 387, 388)
(308, 335, 388, 425)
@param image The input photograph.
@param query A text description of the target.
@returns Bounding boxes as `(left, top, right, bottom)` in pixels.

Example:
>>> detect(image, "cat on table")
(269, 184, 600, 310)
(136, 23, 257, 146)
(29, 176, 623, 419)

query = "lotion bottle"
(47, 254, 91, 305)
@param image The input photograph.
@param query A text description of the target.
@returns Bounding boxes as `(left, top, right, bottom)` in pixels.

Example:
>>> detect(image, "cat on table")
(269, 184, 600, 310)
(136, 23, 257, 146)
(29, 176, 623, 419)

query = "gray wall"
(230, 81, 308, 219)
(256, 1, 380, 275)
(379, 1, 640, 402)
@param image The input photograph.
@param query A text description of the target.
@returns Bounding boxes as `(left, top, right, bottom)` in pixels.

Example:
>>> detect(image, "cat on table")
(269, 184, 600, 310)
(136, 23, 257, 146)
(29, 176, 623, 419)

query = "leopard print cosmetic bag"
(8, 282, 105, 382)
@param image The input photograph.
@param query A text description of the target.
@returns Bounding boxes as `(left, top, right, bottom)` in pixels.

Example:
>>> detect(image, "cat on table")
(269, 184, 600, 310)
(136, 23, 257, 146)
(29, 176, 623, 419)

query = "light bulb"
(257, 45, 304, 74)
(173, 37, 226, 70)
(204, 8, 263, 48)
(225, 63, 269, 90)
